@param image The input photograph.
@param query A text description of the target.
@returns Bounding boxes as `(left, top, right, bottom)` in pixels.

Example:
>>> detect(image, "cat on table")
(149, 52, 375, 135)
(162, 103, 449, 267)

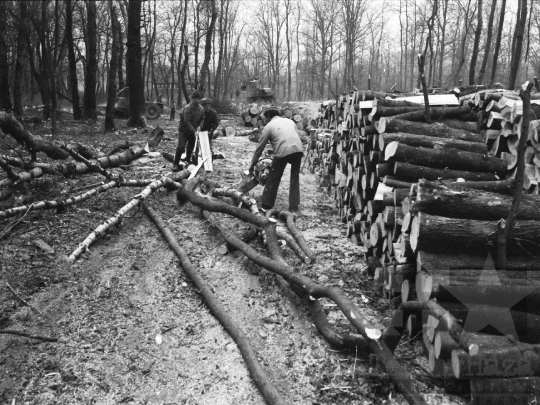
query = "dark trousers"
(175, 130, 196, 163)
(261, 152, 303, 210)
(170, 109, 175, 120)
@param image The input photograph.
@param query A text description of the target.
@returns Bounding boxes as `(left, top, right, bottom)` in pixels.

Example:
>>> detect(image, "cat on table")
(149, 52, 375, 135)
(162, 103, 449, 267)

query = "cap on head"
(262, 105, 281, 119)
(201, 98, 212, 105)
(191, 90, 203, 100)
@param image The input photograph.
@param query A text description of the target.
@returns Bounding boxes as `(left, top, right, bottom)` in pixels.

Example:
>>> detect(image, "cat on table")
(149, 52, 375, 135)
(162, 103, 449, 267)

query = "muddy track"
(0, 112, 466, 405)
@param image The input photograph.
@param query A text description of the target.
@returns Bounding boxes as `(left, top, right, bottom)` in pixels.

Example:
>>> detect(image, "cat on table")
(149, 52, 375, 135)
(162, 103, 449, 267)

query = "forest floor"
(0, 106, 467, 405)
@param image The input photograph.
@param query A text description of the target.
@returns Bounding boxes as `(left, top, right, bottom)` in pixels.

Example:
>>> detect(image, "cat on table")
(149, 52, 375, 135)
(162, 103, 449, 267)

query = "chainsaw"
(237, 157, 273, 193)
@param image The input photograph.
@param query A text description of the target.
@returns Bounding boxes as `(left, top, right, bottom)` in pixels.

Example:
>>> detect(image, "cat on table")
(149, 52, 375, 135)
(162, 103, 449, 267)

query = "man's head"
(201, 98, 212, 109)
(262, 106, 280, 123)
(191, 91, 203, 105)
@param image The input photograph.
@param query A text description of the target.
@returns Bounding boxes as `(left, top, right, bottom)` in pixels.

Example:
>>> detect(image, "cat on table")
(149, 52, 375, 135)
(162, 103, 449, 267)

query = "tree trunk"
(105, 1, 119, 132)
(378, 117, 483, 142)
(452, 346, 540, 379)
(83, 0, 98, 121)
(65, 0, 82, 120)
(394, 162, 499, 182)
(507, 0, 528, 90)
(0, 112, 68, 159)
(440, 178, 516, 195)
(390, 106, 475, 123)
(411, 212, 540, 255)
(126, 0, 145, 127)
(490, 0, 506, 84)
(12, 2, 28, 117)
(385, 141, 507, 174)
(378, 133, 487, 154)
(199, 0, 217, 94)
(0, 1, 11, 112)
(478, 0, 497, 84)
(415, 179, 540, 220)
(177, 0, 188, 106)
(469, 0, 483, 85)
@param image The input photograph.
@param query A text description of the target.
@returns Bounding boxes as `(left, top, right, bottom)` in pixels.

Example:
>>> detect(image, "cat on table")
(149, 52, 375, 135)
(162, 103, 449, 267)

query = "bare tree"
(490, 0, 506, 84)
(469, 0, 483, 85)
(105, 1, 120, 132)
(83, 0, 98, 120)
(477, 0, 497, 84)
(126, 0, 145, 126)
(13, 1, 28, 117)
(508, 0, 528, 89)
(65, 0, 83, 120)
(199, 0, 218, 94)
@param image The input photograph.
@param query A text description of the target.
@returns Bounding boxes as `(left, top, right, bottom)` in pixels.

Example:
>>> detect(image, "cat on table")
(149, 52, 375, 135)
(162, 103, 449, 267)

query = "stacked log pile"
(308, 87, 540, 402)
(240, 104, 314, 130)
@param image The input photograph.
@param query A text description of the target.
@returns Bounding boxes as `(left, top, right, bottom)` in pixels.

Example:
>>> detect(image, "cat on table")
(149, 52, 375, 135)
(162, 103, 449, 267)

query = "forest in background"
(0, 0, 539, 122)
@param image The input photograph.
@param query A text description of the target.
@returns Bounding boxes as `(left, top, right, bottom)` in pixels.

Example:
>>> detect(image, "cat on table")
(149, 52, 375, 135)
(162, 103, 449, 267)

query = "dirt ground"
(0, 106, 468, 405)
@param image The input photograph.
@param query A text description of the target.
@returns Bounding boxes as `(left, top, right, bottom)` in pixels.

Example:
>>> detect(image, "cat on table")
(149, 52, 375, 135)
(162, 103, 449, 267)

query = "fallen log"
(391, 105, 473, 122)
(414, 179, 540, 220)
(177, 185, 427, 405)
(61, 144, 112, 179)
(469, 377, 540, 403)
(385, 142, 507, 174)
(0, 147, 146, 188)
(0, 112, 69, 159)
(377, 132, 487, 154)
(66, 175, 184, 263)
(0, 329, 58, 342)
(377, 117, 480, 143)
(142, 203, 287, 405)
(410, 212, 540, 255)
(452, 345, 540, 379)
(278, 210, 316, 261)
(0, 176, 192, 220)
(439, 119, 479, 133)
(393, 162, 499, 182)
(417, 250, 540, 272)
(441, 178, 516, 195)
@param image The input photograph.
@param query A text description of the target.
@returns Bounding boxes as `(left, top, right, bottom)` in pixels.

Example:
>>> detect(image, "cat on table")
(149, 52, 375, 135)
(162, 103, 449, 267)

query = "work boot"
(172, 151, 181, 172)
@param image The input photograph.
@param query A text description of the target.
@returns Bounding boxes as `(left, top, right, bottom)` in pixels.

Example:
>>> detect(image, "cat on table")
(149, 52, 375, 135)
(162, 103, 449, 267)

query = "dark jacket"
(201, 107, 220, 134)
(178, 102, 204, 136)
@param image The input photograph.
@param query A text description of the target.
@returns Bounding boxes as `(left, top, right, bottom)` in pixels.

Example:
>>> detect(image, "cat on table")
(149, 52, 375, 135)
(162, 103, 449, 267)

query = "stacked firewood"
(308, 88, 540, 402)
(470, 89, 540, 193)
(240, 104, 314, 130)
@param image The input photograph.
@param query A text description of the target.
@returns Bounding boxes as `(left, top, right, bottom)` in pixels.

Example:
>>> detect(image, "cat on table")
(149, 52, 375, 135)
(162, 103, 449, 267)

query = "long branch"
(66, 175, 186, 263)
(0, 329, 58, 342)
(142, 203, 287, 405)
(176, 186, 426, 405)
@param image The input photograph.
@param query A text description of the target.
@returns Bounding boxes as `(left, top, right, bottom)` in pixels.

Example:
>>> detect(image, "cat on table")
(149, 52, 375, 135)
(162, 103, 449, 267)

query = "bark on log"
(378, 132, 487, 154)
(440, 178, 516, 195)
(177, 185, 427, 405)
(142, 203, 287, 405)
(385, 142, 507, 174)
(0, 329, 58, 342)
(452, 346, 540, 379)
(391, 106, 474, 122)
(439, 119, 479, 133)
(414, 179, 540, 220)
(0, 178, 167, 219)
(66, 175, 182, 262)
(377, 117, 483, 143)
(469, 377, 540, 403)
(0, 112, 69, 159)
(383, 176, 414, 189)
(0, 147, 146, 188)
(410, 212, 540, 255)
(369, 106, 424, 120)
(278, 210, 316, 261)
(417, 250, 540, 272)
(393, 162, 499, 182)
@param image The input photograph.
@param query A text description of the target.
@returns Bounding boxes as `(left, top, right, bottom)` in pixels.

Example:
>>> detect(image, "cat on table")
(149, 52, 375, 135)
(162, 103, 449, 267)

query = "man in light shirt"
(248, 106, 304, 212)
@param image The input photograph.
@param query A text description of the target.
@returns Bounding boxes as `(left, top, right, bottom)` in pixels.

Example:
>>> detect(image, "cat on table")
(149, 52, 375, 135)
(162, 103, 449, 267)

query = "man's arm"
(249, 128, 270, 170)
(210, 111, 220, 133)
(183, 106, 197, 135)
